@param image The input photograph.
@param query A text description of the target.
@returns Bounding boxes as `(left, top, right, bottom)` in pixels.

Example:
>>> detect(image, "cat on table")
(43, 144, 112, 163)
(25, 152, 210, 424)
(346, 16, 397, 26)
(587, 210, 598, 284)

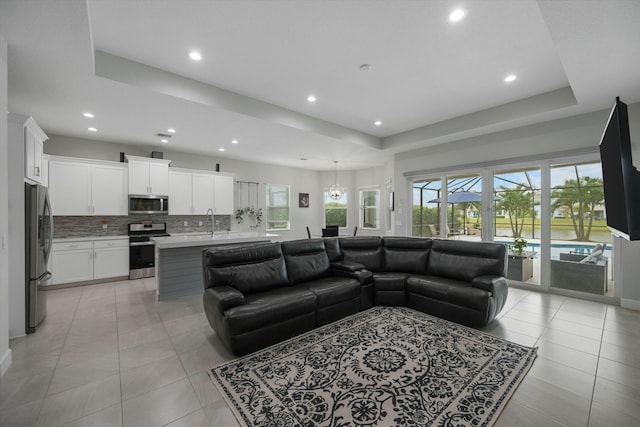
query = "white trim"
(0, 348, 11, 378)
(621, 298, 640, 311)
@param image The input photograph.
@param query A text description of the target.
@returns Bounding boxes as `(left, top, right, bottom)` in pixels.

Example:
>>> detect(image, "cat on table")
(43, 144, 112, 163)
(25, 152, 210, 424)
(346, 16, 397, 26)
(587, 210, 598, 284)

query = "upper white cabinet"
(49, 157, 128, 216)
(168, 169, 232, 215)
(9, 114, 49, 185)
(126, 155, 171, 196)
(214, 175, 234, 215)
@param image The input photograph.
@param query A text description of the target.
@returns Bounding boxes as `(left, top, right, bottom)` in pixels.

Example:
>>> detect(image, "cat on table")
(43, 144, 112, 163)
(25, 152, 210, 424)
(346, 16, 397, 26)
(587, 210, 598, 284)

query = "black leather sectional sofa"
(202, 236, 508, 356)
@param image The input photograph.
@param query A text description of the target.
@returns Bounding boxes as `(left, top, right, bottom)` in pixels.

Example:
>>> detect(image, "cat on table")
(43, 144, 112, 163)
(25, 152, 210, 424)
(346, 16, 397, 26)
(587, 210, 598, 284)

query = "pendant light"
(328, 161, 344, 200)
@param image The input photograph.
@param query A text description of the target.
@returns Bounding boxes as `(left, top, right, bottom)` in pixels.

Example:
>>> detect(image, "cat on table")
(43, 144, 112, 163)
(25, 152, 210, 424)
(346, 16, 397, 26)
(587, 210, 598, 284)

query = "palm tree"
(551, 176, 604, 241)
(497, 184, 534, 238)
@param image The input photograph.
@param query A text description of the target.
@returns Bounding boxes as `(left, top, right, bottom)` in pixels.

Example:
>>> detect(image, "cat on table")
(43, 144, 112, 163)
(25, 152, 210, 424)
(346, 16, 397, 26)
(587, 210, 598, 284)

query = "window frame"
(265, 183, 291, 231)
(359, 186, 381, 230)
(323, 188, 348, 229)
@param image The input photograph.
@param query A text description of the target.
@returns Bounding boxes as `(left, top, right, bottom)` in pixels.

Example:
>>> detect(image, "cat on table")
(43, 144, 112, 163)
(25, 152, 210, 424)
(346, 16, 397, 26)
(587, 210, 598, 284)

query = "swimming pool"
(495, 240, 612, 260)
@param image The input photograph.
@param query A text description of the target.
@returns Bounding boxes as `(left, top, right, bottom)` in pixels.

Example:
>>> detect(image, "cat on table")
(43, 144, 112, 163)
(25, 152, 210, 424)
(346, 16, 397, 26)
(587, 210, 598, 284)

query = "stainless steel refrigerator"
(25, 183, 53, 333)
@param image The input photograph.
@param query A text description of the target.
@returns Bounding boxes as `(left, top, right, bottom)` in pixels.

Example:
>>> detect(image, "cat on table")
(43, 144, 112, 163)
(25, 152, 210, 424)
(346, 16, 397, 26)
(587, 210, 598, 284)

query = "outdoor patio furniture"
(550, 253, 608, 295)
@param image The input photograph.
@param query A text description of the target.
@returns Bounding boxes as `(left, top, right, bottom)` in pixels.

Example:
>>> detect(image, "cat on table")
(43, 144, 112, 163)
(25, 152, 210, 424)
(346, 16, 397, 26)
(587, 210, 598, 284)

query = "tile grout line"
(33, 285, 84, 426)
(586, 304, 608, 426)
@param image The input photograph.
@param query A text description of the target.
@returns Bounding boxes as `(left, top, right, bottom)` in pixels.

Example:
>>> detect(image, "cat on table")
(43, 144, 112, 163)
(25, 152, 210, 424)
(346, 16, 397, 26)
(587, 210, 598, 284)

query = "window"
(324, 190, 347, 227)
(266, 184, 290, 230)
(360, 187, 380, 229)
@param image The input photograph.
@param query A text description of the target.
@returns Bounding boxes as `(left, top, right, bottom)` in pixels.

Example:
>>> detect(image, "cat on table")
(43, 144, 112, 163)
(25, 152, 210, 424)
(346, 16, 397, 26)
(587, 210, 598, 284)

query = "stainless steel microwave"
(128, 195, 169, 214)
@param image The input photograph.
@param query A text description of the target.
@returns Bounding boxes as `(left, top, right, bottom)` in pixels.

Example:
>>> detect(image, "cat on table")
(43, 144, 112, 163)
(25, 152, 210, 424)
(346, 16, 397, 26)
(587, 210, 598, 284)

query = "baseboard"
(621, 298, 640, 311)
(0, 348, 12, 379)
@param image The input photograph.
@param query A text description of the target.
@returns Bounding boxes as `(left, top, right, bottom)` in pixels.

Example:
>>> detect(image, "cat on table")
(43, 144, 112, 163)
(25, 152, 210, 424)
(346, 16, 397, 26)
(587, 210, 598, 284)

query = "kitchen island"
(151, 232, 278, 300)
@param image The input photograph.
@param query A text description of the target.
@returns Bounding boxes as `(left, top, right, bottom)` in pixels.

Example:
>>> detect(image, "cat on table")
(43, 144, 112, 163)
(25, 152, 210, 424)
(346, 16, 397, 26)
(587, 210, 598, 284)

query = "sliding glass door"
(493, 168, 541, 284)
(549, 162, 613, 296)
(409, 153, 617, 301)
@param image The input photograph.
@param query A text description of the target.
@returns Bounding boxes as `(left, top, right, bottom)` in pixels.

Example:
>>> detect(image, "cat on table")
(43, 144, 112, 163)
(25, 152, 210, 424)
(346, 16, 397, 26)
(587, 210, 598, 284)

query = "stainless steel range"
(128, 222, 170, 279)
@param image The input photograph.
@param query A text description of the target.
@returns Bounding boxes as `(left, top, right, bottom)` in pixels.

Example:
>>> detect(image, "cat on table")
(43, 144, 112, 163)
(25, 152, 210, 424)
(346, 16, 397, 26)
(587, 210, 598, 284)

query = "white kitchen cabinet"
(126, 155, 171, 196)
(49, 160, 92, 215)
(168, 169, 225, 215)
(51, 241, 94, 284)
(93, 239, 129, 280)
(91, 164, 128, 215)
(49, 157, 127, 216)
(214, 175, 234, 215)
(51, 238, 128, 285)
(168, 170, 193, 215)
(192, 172, 215, 214)
(9, 114, 49, 185)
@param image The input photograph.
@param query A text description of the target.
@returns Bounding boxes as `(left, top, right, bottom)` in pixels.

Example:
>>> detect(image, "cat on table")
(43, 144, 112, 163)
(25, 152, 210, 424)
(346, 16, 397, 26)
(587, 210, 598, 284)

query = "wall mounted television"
(599, 97, 640, 240)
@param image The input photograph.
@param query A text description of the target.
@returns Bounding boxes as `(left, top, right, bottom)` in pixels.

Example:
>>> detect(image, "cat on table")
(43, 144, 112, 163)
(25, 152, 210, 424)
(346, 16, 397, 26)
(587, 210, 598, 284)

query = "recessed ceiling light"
(161, 139, 168, 143)
(307, 95, 317, 103)
(218, 148, 225, 152)
(83, 112, 94, 118)
(448, 8, 466, 22)
(504, 74, 517, 82)
(374, 120, 382, 126)
(232, 139, 238, 144)
(88, 127, 97, 132)
(189, 51, 202, 61)
(167, 128, 176, 133)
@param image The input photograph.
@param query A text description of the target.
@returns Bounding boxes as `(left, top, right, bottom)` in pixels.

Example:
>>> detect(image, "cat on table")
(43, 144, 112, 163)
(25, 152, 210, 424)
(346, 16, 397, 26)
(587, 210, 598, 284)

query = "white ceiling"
(1, 0, 639, 171)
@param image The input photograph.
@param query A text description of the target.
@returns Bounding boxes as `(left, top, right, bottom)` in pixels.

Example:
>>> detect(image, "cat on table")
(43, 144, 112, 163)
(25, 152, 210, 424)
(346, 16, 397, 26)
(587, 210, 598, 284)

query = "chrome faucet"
(206, 208, 214, 236)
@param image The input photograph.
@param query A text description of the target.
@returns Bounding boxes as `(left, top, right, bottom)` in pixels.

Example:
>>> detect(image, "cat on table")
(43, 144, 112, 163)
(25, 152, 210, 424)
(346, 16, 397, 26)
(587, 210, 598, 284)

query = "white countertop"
(152, 232, 279, 249)
(53, 235, 128, 243)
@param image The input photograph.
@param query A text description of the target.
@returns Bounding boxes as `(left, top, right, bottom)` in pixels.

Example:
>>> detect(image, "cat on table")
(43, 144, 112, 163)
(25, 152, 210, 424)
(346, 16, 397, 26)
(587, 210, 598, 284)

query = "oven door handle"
(129, 241, 156, 247)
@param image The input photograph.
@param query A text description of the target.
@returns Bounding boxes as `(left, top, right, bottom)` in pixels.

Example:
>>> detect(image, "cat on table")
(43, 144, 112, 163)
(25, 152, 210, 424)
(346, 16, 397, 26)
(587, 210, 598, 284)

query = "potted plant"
(512, 238, 527, 255)
(235, 207, 263, 229)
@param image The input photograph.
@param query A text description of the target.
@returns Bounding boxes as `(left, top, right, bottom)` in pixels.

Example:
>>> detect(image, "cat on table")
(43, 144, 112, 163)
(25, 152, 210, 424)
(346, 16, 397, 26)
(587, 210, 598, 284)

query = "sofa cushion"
(296, 276, 360, 307)
(225, 287, 317, 335)
(406, 276, 489, 311)
(203, 243, 289, 294)
(282, 239, 331, 285)
(323, 237, 342, 262)
(427, 239, 506, 282)
(382, 237, 432, 274)
(339, 236, 383, 272)
(373, 272, 409, 291)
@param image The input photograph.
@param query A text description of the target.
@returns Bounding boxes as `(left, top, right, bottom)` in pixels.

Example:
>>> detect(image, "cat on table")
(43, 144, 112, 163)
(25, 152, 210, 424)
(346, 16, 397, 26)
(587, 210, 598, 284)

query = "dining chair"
(322, 227, 338, 237)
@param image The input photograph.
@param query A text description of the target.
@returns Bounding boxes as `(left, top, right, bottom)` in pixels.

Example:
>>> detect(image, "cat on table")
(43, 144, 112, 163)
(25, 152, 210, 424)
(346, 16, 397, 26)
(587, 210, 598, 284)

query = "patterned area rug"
(210, 307, 537, 427)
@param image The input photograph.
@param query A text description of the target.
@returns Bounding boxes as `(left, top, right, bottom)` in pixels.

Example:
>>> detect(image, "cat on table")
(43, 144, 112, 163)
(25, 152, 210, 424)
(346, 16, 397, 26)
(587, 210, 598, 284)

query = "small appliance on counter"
(128, 222, 170, 279)
(25, 183, 53, 333)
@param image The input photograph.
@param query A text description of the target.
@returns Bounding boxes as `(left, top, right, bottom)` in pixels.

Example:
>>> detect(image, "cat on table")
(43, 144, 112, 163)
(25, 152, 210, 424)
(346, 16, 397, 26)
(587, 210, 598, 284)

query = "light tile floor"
(1, 278, 639, 426)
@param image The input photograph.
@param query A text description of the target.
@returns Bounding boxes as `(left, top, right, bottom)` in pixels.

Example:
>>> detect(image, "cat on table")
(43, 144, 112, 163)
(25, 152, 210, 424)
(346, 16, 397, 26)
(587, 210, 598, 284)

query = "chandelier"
(328, 161, 344, 200)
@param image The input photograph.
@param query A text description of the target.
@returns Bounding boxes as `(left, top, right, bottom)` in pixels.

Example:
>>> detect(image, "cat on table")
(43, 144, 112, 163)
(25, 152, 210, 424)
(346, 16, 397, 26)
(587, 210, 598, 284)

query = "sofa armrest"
(472, 275, 506, 293)
(204, 286, 246, 314)
(331, 264, 373, 285)
(473, 275, 509, 314)
(331, 260, 366, 272)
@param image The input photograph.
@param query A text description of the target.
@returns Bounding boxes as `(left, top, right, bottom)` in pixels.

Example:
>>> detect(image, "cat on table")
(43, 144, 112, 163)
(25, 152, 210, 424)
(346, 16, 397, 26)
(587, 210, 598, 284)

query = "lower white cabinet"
(52, 238, 129, 285)
(94, 240, 129, 280)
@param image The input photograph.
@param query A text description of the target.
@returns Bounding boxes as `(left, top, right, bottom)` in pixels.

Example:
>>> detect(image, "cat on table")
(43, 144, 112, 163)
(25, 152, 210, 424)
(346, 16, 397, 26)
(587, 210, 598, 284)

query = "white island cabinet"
(126, 155, 171, 196)
(48, 156, 128, 216)
(151, 232, 277, 300)
(51, 237, 129, 285)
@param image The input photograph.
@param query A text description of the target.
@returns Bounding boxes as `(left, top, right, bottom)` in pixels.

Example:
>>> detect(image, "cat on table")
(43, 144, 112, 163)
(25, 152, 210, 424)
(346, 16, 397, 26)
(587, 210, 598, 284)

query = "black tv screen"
(599, 97, 640, 240)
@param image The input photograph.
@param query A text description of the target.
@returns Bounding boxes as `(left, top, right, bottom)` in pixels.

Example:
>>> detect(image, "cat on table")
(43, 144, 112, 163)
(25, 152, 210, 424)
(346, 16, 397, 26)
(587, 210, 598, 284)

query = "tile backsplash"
(53, 215, 231, 238)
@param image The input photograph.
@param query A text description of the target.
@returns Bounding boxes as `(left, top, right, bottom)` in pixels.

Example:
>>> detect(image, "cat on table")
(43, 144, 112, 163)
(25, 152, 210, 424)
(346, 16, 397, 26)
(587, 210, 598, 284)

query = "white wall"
(0, 34, 12, 377)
